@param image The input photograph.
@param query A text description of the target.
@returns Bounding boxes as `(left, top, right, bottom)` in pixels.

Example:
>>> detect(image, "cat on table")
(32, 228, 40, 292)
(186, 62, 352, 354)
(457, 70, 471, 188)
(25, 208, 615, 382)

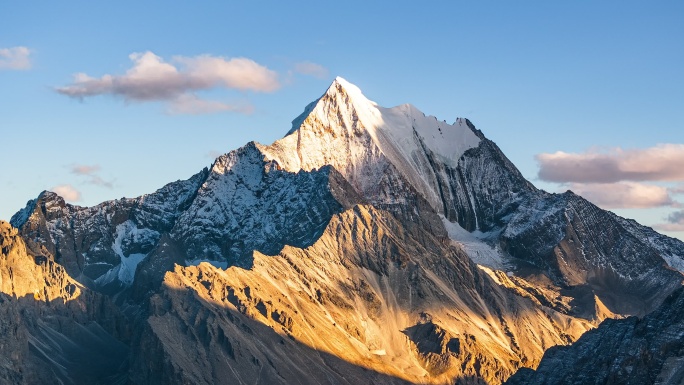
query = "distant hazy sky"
(2, 1, 683, 239)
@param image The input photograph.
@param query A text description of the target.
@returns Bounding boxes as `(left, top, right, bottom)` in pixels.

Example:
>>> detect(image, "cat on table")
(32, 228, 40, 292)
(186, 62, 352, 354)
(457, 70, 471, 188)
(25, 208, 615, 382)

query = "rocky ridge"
(505, 286, 684, 385)
(0, 221, 128, 385)
(262, 77, 684, 317)
(5, 77, 684, 384)
(131, 205, 592, 385)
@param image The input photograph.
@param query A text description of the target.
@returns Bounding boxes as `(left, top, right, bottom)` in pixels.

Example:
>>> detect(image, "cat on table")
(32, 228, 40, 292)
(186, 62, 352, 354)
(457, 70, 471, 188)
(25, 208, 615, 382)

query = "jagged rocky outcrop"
(13, 77, 682, 315)
(10, 170, 208, 294)
(262, 77, 684, 317)
(130, 205, 591, 385)
(170, 143, 352, 267)
(0, 221, 128, 385)
(10, 143, 352, 294)
(501, 191, 684, 316)
(505, 286, 684, 385)
(5, 77, 684, 384)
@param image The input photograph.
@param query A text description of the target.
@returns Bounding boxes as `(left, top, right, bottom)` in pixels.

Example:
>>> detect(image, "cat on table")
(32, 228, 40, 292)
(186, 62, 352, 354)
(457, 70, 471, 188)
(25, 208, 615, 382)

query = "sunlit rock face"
(6, 78, 684, 384)
(130, 206, 592, 385)
(264, 77, 684, 318)
(0, 221, 128, 385)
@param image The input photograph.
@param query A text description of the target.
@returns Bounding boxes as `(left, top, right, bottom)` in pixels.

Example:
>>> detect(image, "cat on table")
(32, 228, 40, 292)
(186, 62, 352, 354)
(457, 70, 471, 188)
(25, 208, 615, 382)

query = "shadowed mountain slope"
(505, 286, 684, 385)
(130, 205, 592, 385)
(6, 77, 684, 384)
(0, 221, 128, 385)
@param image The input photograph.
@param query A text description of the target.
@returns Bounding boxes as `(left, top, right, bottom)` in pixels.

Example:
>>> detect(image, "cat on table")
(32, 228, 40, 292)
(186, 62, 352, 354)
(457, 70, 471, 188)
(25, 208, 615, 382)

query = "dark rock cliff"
(505, 286, 684, 385)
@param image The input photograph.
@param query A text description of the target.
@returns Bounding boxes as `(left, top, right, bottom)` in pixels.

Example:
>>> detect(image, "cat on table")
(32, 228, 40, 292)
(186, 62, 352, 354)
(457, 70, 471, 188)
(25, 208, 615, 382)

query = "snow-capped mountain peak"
(6, 76, 684, 385)
(319, 77, 481, 168)
(262, 77, 482, 216)
(327, 76, 374, 103)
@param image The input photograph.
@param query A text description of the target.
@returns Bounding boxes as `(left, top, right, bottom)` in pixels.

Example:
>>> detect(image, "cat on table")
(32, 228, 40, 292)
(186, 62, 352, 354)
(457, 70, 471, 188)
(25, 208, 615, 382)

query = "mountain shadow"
(505, 286, 684, 385)
(0, 221, 130, 385)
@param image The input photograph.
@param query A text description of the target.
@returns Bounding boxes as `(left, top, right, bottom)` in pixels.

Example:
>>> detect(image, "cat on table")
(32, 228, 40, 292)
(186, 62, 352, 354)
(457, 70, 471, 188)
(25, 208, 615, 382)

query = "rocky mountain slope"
(0, 221, 128, 385)
(10, 170, 207, 295)
(129, 204, 593, 385)
(261, 78, 684, 317)
(6, 77, 684, 384)
(505, 286, 684, 385)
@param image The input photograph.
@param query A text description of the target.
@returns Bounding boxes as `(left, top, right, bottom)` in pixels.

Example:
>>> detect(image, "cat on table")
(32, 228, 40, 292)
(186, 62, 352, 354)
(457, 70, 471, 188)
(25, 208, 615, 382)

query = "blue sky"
(2, 1, 683, 239)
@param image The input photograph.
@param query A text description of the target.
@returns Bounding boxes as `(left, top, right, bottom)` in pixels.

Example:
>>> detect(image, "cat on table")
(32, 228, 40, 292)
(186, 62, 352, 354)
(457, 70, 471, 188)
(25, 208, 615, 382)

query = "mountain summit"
(5, 78, 684, 385)
(265, 76, 484, 217)
(264, 78, 683, 315)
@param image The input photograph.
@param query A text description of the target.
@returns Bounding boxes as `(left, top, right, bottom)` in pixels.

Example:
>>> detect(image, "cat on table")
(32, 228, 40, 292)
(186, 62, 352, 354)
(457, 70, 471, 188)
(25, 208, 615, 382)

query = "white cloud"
(0, 46, 32, 70)
(536, 144, 684, 183)
(166, 94, 254, 115)
(176, 55, 280, 92)
(293, 61, 328, 79)
(653, 210, 684, 232)
(569, 181, 676, 209)
(70, 164, 113, 188)
(51, 185, 82, 202)
(56, 51, 279, 114)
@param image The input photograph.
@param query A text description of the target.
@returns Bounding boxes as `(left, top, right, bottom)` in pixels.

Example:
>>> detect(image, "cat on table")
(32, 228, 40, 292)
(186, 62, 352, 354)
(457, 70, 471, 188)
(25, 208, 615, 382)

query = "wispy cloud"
(72, 165, 100, 174)
(569, 181, 676, 209)
(0, 46, 32, 70)
(70, 164, 113, 188)
(536, 144, 684, 183)
(669, 184, 684, 195)
(293, 61, 328, 79)
(206, 150, 224, 159)
(653, 210, 684, 232)
(537, 144, 684, 211)
(56, 51, 279, 114)
(51, 184, 82, 202)
(166, 94, 253, 115)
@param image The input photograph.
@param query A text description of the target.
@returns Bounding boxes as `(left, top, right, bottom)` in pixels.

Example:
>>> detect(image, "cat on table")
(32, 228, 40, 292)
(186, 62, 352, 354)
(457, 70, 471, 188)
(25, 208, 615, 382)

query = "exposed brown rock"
(130, 206, 592, 385)
(0, 221, 128, 385)
(5, 78, 683, 385)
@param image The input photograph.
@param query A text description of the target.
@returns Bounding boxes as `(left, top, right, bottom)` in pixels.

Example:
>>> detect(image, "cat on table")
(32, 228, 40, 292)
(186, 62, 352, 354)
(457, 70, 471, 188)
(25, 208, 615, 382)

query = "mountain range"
(2, 77, 682, 385)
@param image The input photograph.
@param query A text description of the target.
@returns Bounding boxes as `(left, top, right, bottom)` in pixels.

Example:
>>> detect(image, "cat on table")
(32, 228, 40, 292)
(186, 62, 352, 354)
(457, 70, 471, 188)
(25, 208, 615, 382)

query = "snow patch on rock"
(662, 254, 684, 273)
(97, 220, 157, 286)
(441, 216, 507, 270)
